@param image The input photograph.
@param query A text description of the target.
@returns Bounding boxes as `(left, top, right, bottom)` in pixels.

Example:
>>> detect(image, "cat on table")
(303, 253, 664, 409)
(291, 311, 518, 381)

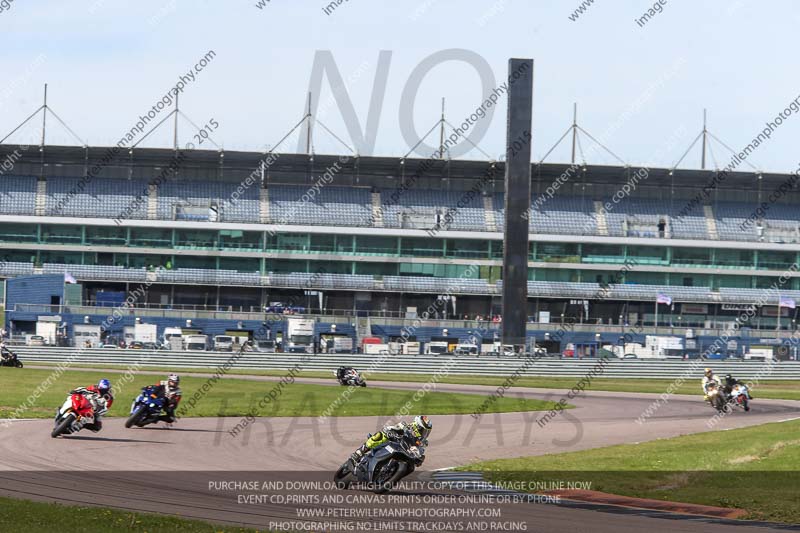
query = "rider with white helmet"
(350, 415, 432, 464)
(153, 373, 182, 423)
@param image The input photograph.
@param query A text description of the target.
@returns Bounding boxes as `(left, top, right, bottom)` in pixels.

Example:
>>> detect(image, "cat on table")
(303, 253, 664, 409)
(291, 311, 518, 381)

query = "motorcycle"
(705, 382, 726, 413)
(727, 383, 751, 412)
(125, 385, 168, 428)
(51, 390, 106, 438)
(334, 431, 425, 494)
(0, 350, 22, 368)
(336, 368, 366, 387)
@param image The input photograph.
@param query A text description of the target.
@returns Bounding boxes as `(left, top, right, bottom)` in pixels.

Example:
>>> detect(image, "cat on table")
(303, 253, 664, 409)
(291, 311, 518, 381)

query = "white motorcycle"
(727, 383, 751, 412)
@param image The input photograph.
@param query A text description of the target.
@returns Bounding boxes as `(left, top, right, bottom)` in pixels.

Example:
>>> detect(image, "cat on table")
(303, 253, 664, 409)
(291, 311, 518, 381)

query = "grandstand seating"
(157, 181, 259, 223)
(715, 202, 758, 241)
(0, 261, 34, 277)
(533, 196, 596, 235)
(9, 260, 799, 306)
(380, 189, 486, 230)
(45, 177, 148, 219)
(3, 175, 800, 243)
(42, 263, 148, 281)
(269, 185, 371, 226)
(0, 176, 37, 215)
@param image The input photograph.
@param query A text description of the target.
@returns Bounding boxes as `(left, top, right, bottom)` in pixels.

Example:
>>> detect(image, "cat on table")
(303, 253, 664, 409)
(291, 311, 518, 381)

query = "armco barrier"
(11, 347, 800, 380)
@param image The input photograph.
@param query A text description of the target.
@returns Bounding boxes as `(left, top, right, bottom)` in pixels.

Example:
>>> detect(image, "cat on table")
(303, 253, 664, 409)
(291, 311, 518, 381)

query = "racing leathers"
(701, 374, 721, 400)
(350, 421, 427, 465)
(337, 366, 357, 382)
(70, 385, 114, 432)
(152, 380, 182, 423)
(722, 375, 750, 398)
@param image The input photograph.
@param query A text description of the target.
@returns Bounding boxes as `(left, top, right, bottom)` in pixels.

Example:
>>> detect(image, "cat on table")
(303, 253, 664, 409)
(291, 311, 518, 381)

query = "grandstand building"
(0, 143, 799, 356)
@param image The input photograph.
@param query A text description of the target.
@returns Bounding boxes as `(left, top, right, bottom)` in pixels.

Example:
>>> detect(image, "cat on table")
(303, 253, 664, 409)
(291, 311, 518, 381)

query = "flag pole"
(777, 292, 781, 331)
(654, 297, 658, 329)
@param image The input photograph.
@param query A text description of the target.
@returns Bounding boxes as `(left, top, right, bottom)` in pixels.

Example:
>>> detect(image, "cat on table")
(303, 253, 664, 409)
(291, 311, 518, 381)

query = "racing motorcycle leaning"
(0, 348, 22, 368)
(51, 388, 110, 438)
(334, 428, 425, 494)
(705, 381, 726, 413)
(125, 385, 168, 428)
(336, 366, 366, 387)
(727, 383, 751, 412)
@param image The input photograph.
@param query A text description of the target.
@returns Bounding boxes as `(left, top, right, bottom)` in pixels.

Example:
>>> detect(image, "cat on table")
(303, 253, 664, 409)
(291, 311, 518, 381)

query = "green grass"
(0, 368, 559, 419)
(26, 363, 800, 400)
(465, 419, 800, 524)
(0, 496, 268, 532)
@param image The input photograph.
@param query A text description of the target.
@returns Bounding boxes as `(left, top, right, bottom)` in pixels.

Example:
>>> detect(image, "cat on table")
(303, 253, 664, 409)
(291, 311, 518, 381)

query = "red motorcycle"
(51, 390, 105, 438)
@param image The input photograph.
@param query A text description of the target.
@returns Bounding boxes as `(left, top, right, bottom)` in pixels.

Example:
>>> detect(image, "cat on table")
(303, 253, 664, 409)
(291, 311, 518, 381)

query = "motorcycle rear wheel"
(51, 413, 75, 438)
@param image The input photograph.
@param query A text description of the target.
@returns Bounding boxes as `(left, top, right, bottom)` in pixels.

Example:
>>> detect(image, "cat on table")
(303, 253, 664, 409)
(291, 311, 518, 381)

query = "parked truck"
(163, 327, 184, 350)
(185, 334, 209, 351)
(424, 336, 450, 355)
(285, 317, 315, 353)
(213, 335, 234, 351)
(73, 324, 102, 348)
(134, 323, 158, 345)
(35, 321, 58, 345)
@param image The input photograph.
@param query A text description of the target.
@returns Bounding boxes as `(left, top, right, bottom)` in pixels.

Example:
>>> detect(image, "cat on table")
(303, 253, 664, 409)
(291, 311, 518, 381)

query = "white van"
(214, 335, 234, 351)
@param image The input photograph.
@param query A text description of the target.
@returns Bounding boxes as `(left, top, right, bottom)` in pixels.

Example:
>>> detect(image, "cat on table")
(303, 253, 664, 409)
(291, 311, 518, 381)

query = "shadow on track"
(133, 427, 226, 433)
(60, 435, 172, 444)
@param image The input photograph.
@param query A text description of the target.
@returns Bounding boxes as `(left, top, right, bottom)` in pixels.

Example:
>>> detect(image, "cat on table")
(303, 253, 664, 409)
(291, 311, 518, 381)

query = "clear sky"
(1, 0, 798, 173)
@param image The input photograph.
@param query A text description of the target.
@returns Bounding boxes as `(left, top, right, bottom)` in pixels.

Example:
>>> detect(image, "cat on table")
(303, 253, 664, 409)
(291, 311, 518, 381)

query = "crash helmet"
(167, 373, 180, 389)
(412, 415, 432, 440)
(97, 379, 111, 395)
(725, 374, 732, 381)
(704, 368, 713, 377)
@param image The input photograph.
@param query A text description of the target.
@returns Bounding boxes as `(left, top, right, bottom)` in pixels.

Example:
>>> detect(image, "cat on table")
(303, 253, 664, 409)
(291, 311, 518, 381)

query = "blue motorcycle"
(125, 385, 167, 428)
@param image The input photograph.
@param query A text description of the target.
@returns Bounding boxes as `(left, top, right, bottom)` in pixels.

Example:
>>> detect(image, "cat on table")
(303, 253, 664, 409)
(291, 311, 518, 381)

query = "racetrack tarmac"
(1, 375, 798, 532)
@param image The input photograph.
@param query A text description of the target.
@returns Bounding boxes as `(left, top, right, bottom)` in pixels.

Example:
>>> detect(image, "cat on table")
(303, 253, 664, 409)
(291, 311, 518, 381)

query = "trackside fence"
(12, 347, 800, 380)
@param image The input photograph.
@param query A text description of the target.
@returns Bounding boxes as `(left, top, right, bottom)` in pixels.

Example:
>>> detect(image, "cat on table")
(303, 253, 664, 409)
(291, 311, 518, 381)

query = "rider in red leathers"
(70, 379, 114, 432)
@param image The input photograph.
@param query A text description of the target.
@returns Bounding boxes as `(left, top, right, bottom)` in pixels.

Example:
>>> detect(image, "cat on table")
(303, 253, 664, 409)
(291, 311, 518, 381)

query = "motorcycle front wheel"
(51, 413, 75, 438)
(712, 395, 726, 413)
(333, 461, 354, 489)
(372, 460, 407, 494)
(15, 361, 22, 368)
(125, 406, 147, 428)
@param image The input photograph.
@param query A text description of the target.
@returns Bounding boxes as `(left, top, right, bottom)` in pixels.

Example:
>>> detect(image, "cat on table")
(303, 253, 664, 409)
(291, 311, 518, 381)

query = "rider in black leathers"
(722, 373, 750, 399)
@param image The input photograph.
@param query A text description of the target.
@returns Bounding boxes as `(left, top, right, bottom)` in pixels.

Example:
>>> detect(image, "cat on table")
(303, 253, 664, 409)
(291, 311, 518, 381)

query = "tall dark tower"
(501, 58, 534, 350)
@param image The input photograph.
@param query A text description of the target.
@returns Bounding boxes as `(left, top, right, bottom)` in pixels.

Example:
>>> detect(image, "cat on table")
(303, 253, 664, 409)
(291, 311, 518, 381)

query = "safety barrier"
(12, 347, 800, 380)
